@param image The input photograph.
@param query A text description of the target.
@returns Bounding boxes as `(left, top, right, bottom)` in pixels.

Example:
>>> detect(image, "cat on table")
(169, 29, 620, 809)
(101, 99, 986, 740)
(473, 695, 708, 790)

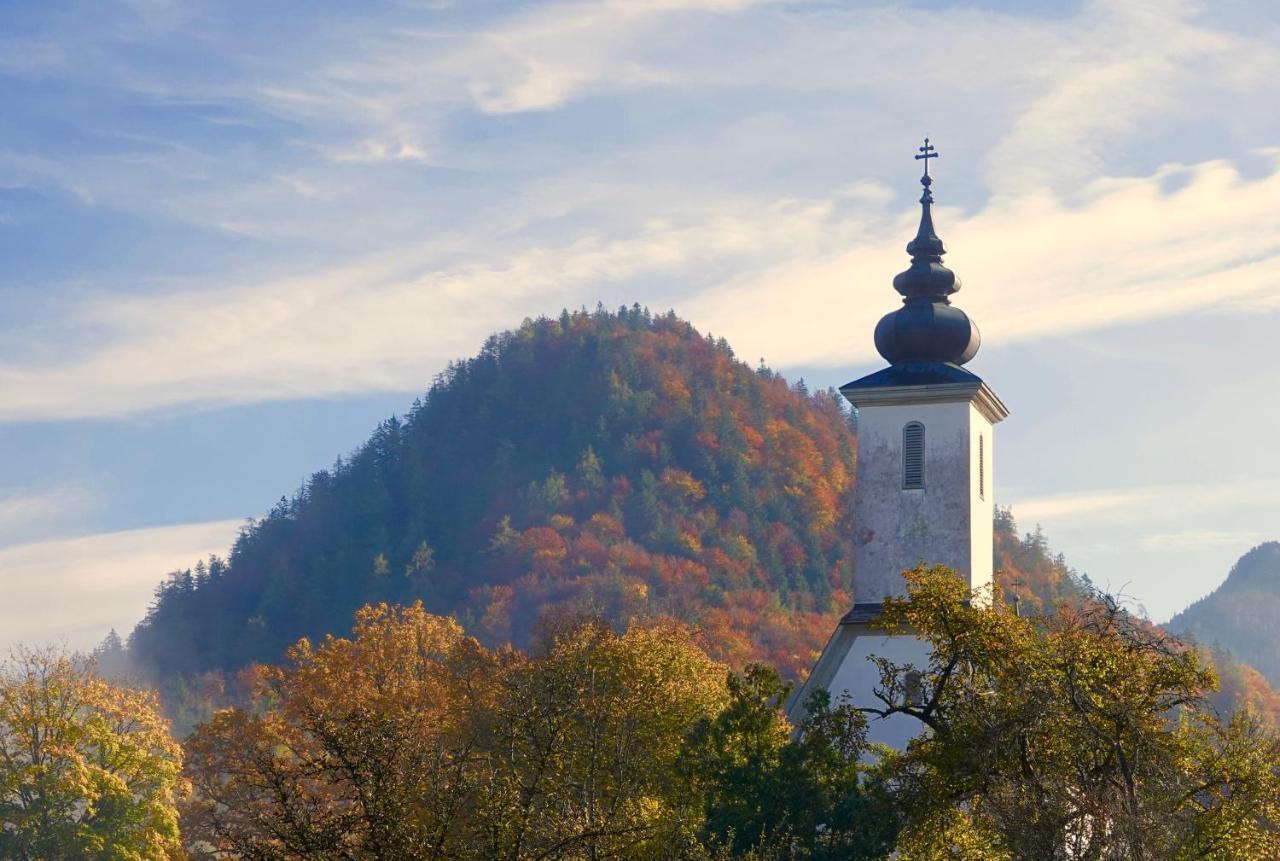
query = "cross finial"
(914, 137, 939, 177)
(914, 137, 939, 171)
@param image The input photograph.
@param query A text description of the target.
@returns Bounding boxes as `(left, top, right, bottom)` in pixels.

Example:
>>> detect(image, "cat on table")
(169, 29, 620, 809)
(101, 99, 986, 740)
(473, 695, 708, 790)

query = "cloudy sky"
(1, 0, 1278, 651)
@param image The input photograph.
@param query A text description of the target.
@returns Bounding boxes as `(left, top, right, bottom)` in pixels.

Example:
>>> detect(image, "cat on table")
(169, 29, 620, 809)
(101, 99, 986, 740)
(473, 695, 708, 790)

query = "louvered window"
(979, 434, 985, 500)
(903, 422, 925, 489)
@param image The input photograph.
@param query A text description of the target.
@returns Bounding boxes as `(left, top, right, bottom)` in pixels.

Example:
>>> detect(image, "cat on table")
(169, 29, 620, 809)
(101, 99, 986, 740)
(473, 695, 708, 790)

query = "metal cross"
(914, 137, 939, 177)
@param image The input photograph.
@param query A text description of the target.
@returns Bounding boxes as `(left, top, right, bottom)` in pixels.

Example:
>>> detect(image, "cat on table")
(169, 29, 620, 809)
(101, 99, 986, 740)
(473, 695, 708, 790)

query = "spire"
(894, 137, 956, 299)
(906, 138, 944, 261)
(872, 138, 981, 366)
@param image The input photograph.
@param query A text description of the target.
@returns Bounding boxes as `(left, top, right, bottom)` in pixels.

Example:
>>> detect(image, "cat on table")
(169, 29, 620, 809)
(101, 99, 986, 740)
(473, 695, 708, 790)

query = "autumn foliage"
(125, 308, 1280, 733)
(175, 586, 1280, 860)
(182, 602, 732, 858)
(131, 307, 858, 697)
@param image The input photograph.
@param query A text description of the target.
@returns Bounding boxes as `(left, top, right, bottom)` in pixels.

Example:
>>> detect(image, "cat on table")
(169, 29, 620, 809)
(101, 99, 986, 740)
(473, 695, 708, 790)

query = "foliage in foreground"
(183, 605, 719, 858)
(0, 648, 184, 861)
(179, 578, 1280, 860)
(9, 568, 1279, 859)
(876, 566, 1280, 861)
(180, 604, 892, 860)
(682, 665, 897, 859)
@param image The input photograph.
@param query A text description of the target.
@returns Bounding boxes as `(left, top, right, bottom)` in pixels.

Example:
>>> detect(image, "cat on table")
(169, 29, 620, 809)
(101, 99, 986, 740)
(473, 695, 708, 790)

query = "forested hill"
(131, 307, 863, 682)
(1168, 543, 1280, 686)
(127, 306, 1280, 728)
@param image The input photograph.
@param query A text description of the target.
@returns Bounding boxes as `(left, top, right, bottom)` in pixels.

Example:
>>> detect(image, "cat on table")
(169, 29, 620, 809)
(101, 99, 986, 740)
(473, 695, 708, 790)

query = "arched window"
(903, 422, 925, 489)
(979, 434, 985, 500)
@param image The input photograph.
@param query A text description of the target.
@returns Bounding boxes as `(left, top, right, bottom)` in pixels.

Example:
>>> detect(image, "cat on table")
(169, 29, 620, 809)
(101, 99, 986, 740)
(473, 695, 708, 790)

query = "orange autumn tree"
(182, 603, 494, 859)
(182, 602, 729, 860)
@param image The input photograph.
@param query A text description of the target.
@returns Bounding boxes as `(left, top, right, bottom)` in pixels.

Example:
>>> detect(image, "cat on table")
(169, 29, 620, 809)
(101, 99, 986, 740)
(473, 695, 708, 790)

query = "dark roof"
(841, 361, 983, 392)
(868, 142, 982, 366)
(839, 602, 885, 625)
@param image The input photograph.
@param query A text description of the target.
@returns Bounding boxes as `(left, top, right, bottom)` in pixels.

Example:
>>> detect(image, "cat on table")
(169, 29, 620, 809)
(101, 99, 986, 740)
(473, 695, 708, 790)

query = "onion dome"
(873, 139, 981, 366)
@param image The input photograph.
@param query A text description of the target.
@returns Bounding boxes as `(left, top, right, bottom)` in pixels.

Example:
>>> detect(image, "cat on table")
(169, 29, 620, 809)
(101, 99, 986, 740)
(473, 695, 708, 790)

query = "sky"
(1, 0, 1278, 651)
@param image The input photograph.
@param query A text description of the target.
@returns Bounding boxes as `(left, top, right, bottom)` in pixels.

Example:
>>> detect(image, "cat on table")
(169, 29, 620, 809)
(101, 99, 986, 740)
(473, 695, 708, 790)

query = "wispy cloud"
(984, 0, 1278, 195)
(1, 152, 1278, 421)
(0, 519, 242, 653)
(1010, 488, 1163, 523)
(304, 0, 782, 120)
(0, 194, 841, 419)
(1009, 477, 1280, 529)
(0, 0, 1277, 425)
(1140, 530, 1269, 551)
(1005, 479, 1279, 620)
(678, 155, 1280, 369)
(0, 485, 99, 546)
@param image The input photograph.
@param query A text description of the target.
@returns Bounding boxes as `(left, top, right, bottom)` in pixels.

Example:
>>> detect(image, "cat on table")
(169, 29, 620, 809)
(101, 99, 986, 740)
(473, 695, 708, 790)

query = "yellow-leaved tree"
(0, 647, 185, 861)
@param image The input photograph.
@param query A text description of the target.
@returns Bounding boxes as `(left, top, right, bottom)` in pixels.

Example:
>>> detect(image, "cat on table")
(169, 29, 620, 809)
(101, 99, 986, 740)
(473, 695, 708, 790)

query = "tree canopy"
(0, 648, 185, 861)
(178, 577, 1280, 860)
(183, 603, 731, 859)
(876, 566, 1280, 861)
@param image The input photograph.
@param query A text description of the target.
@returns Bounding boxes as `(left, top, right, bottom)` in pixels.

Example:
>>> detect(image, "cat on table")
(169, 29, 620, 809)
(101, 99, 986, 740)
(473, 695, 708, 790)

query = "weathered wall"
(788, 387, 1002, 747)
(851, 399, 994, 600)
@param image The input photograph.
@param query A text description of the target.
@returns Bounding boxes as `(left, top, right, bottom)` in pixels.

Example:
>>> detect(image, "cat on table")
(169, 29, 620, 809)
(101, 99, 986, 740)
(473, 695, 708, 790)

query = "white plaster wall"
(852, 400, 989, 600)
(825, 629, 932, 750)
(968, 403, 995, 601)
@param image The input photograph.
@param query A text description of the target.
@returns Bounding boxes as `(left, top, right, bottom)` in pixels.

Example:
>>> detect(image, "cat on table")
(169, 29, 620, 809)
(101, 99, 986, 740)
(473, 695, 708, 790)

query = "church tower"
(789, 141, 1008, 747)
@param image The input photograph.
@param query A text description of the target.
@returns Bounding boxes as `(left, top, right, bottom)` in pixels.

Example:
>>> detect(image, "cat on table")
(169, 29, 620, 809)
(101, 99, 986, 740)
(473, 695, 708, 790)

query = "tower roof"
(872, 139, 981, 366)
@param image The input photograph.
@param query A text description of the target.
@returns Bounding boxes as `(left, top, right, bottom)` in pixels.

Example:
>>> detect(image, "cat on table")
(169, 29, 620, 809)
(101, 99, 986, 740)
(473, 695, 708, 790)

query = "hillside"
(125, 306, 1279, 730)
(130, 307, 861, 683)
(1168, 543, 1280, 687)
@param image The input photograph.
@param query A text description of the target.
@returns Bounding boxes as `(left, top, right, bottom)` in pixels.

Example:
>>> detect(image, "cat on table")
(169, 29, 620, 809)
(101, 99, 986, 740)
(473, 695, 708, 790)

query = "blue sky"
(2, 0, 1279, 650)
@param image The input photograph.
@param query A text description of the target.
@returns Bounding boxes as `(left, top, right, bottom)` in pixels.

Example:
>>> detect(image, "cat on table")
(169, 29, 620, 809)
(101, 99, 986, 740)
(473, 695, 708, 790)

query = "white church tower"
(789, 140, 1008, 747)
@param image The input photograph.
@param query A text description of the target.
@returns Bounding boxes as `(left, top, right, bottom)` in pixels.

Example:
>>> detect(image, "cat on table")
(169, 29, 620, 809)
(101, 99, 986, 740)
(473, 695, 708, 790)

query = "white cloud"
(2, 153, 1278, 421)
(330, 0, 782, 117)
(1, 0, 1278, 424)
(0, 519, 242, 654)
(1003, 479, 1280, 620)
(0, 485, 97, 540)
(1009, 488, 1162, 523)
(984, 0, 1277, 195)
(0, 193, 838, 419)
(329, 138, 431, 165)
(1009, 477, 1280, 530)
(683, 155, 1280, 369)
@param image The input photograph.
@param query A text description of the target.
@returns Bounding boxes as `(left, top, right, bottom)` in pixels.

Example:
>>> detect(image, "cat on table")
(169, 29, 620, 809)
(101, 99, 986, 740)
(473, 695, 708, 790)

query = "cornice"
(839, 380, 1010, 424)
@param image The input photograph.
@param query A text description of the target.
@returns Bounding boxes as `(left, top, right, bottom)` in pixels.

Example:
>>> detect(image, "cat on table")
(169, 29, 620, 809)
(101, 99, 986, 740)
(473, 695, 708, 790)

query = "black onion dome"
(873, 141, 981, 366)
(875, 300, 980, 364)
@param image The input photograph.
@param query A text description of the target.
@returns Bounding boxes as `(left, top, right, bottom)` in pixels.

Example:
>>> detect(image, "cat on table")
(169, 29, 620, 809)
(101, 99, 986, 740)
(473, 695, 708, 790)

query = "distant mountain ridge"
(1168, 542, 1280, 686)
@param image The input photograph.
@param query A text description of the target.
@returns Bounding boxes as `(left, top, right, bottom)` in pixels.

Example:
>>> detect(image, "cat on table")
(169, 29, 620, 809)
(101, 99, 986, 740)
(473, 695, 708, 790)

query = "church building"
(788, 141, 1009, 747)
